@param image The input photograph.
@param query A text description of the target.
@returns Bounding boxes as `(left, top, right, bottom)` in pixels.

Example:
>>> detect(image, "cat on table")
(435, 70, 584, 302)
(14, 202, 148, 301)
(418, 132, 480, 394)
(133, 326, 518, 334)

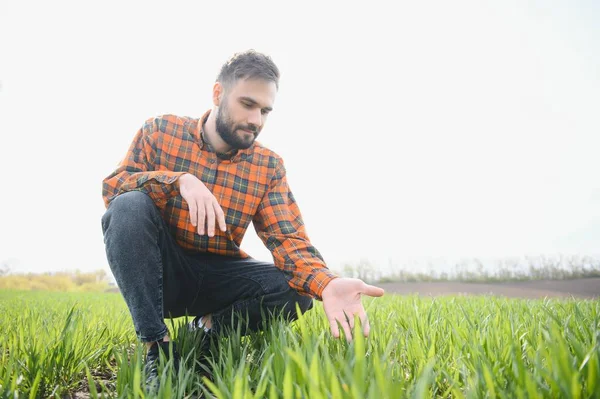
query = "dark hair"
(217, 50, 280, 90)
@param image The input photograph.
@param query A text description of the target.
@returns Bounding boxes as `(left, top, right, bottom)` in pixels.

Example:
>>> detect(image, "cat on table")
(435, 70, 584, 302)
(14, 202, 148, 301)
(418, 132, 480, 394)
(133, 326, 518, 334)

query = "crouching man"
(101, 49, 384, 387)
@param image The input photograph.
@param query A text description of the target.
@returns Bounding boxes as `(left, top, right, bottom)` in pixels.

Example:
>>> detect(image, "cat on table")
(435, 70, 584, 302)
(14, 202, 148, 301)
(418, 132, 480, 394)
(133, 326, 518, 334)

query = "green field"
(0, 290, 598, 398)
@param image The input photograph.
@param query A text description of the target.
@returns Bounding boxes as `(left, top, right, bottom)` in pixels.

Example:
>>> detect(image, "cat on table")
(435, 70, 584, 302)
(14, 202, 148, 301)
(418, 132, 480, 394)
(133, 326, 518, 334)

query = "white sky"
(0, 0, 599, 275)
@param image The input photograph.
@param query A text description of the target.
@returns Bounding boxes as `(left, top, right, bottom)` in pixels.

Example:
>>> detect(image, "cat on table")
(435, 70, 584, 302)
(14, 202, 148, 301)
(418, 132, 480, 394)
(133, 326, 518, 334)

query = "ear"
(213, 82, 224, 106)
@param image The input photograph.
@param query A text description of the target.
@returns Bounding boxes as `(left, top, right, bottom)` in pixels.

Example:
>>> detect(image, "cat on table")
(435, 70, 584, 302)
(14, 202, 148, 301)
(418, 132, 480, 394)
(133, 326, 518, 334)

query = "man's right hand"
(177, 173, 227, 237)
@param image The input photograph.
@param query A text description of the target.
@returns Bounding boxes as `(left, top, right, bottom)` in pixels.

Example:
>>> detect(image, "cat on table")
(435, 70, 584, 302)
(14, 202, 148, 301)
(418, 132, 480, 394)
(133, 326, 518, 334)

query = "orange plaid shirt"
(102, 111, 337, 299)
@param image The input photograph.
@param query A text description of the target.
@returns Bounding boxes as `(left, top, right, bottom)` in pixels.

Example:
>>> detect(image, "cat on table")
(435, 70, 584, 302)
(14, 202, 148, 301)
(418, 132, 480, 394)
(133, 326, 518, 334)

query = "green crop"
(0, 290, 598, 398)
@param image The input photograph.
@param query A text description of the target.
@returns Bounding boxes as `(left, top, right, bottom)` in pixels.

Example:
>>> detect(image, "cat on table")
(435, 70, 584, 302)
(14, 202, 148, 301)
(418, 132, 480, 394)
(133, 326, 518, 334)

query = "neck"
(204, 109, 232, 154)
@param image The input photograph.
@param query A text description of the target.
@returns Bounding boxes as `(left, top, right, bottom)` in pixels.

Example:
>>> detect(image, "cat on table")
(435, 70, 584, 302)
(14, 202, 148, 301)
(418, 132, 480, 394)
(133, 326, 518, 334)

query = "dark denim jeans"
(101, 191, 313, 342)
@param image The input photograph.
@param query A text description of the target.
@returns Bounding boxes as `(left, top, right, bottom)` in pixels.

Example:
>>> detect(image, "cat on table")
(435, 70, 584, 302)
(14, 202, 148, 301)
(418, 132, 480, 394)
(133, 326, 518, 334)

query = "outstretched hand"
(321, 277, 385, 341)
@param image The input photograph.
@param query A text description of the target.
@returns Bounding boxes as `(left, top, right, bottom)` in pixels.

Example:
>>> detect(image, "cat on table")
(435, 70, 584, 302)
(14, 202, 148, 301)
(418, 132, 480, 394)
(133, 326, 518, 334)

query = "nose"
(247, 109, 262, 128)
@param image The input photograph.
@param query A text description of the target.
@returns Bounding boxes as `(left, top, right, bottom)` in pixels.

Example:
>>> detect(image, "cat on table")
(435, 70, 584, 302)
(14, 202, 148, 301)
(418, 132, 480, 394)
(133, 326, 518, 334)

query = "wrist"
(176, 173, 191, 187)
(320, 277, 339, 300)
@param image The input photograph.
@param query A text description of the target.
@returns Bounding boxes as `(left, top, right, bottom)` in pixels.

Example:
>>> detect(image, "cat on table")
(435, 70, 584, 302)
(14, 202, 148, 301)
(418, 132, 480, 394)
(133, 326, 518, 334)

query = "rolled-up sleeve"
(102, 118, 186, 208)
(252, 160, 337, 299)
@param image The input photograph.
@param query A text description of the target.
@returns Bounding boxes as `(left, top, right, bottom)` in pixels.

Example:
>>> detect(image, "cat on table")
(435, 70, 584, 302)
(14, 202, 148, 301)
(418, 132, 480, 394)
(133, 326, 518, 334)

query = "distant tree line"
(337, 254, 600, 283)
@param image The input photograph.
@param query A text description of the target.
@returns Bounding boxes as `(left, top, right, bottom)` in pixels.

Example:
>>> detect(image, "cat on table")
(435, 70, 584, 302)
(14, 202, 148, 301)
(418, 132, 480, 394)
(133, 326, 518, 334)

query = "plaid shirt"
(102, 111, 337, 299)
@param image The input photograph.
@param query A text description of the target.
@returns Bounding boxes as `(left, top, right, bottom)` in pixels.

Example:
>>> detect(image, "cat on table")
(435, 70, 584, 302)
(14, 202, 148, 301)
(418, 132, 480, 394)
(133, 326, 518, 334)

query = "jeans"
(101, 191, 313, 342)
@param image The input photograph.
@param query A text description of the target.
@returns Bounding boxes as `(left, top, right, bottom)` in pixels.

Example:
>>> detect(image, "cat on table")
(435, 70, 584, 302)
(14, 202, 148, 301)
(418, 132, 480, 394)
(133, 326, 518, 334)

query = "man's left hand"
(321, 277, 385, 341)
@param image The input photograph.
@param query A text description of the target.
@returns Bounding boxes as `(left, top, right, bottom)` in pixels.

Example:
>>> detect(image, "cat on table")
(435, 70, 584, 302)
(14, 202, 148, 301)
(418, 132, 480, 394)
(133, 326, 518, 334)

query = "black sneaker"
(144, 340, 180, 389)
(188, 317, 213, 352)
(188, 317, 216, 377)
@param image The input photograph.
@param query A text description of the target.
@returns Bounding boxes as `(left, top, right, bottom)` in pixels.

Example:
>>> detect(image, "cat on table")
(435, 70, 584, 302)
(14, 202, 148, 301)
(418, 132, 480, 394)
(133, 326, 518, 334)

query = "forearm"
(102, 121, 188, 208)
(264, 234, 338, 299)
(254, 158, 338, 298)
(102, 168, 186, 207)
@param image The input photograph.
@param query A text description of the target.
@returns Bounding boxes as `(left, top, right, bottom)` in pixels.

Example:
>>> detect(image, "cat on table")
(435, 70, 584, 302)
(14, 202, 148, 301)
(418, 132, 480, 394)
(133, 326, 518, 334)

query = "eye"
(261, 109, 270, 115)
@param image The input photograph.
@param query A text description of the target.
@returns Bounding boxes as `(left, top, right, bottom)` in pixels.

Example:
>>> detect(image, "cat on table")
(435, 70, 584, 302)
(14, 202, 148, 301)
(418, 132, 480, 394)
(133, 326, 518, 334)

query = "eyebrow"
(240, 96, 273, 112)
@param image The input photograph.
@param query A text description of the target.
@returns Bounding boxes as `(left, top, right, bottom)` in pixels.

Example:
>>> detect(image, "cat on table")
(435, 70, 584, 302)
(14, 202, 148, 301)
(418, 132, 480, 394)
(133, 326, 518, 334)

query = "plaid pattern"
(102, 111, 337, 299)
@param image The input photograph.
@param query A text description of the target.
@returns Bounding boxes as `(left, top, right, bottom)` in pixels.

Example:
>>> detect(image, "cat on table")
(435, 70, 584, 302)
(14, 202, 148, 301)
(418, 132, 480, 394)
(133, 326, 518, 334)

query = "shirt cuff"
(312, 270, 339, 300)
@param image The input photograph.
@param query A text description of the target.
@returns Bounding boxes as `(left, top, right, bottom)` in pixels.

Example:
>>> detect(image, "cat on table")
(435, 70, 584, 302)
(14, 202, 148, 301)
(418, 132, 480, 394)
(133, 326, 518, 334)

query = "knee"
(267, 275, 314, 316)
(101, 191, 158, 234)
(296, 294, 313, 314)
(279, 289, 313, 320)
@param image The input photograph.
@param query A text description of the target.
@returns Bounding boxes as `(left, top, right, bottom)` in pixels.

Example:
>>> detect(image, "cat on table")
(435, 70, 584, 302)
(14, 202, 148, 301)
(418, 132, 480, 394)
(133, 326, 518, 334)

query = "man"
(101, 50, 384, 383)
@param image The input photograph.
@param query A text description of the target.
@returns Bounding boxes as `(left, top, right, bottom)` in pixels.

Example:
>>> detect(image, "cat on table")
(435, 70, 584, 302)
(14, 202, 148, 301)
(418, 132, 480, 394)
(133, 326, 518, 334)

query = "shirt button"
(241, 154, 247, 160)
(209, 159, 216, 164)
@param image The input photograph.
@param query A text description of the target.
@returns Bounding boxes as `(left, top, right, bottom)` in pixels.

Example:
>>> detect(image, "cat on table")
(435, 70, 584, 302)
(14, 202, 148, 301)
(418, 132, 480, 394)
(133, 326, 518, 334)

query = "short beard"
(215, 100, 258, 150)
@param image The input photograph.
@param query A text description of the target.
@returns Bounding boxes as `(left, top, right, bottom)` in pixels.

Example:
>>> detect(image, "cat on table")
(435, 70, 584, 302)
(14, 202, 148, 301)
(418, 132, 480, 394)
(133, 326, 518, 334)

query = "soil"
(377, 278, 600, 299)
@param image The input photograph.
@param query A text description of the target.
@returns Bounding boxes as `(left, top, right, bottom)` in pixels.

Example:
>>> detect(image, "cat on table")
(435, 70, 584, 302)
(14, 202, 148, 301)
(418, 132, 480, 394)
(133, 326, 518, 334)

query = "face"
(215, 78, 277, 150)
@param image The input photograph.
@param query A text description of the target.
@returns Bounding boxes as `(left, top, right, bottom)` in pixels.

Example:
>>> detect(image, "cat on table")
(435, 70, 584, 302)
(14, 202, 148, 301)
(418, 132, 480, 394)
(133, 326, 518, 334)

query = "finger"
(340, 319, 353, 342)
(205, 203, 216, 237)
(361, 283, 385, 298)
(328, 318, 340, 339)
(188, 199, 198, 227)
(197, 202, 206, 235)
(363, 318, 371, 337)
(359, 311, 370, 337)
(344, 310, 355, 331)
(213, 201, 227, 232)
